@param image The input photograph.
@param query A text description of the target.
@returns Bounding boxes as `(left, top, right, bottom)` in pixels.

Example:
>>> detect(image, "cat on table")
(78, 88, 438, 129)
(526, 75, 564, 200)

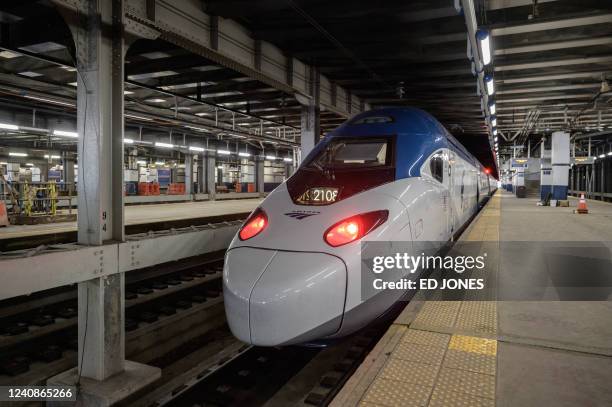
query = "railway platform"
(332, 191, 612, 407)
(0, 198, 261, 242)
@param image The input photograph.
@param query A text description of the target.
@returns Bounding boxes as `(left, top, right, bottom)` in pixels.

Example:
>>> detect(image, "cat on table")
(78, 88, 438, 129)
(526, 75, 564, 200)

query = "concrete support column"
(551, 131, 570, 200)
(49, 2, 160, 402)
(184, 154, 193, 196)
(206, 153, 216, 200)
(197, 157, 205, 194)
(64, 157, 75, 185)
(73, 0, 126, 382)
(256, 157, 265, 195)
(299, 66, 320, 159)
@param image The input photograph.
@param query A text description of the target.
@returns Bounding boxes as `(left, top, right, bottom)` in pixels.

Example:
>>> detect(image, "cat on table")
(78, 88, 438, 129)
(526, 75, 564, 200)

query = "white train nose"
(223, 247, 347, 346)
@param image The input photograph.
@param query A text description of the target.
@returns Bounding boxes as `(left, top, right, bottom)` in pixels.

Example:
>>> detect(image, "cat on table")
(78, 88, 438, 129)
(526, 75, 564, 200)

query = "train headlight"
(239, 208, 268, 240)
(324, 210, 389, 247)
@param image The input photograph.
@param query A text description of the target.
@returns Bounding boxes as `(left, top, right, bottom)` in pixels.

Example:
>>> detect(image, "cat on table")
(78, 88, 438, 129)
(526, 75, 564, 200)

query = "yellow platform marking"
(448, 335, 497, 356)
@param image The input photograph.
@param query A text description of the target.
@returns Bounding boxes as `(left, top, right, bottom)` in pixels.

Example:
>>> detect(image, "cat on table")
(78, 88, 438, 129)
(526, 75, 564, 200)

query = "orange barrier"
(138, 182, 161, 196)
(247, 183, 256, 193)
(575, 193, 588, 214)
(167, 183, 185, 195)
(235, 182, 242, 193)
(0, 202, 9, 227)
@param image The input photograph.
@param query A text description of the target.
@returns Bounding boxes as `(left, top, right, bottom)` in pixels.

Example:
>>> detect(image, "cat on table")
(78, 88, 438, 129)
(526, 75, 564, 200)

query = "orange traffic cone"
(0, 201, 9, 226)
(575, 193, 589, 214)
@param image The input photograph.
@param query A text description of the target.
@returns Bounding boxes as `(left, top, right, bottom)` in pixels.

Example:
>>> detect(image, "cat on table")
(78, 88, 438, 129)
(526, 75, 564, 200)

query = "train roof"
(324, 107, 489, 175)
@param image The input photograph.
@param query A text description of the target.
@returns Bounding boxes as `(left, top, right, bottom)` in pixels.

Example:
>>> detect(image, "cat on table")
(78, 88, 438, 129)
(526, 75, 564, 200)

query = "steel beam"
(67, 0, 127, 384)
(496, 37, 612, 56)
(495, 56, 612, 71)
(491, 13, 612, 36)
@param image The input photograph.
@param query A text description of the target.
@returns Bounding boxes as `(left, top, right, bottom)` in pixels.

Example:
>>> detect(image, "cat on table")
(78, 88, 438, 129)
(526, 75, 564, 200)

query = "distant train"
(223, 107, 496, 346)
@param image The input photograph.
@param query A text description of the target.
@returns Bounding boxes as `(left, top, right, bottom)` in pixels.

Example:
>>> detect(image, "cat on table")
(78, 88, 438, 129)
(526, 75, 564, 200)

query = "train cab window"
(306, 138, 392, 169)
(430, 154, 444, 183)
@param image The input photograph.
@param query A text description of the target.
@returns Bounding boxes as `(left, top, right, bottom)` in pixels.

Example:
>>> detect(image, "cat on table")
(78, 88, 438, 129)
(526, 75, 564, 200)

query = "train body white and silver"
(223, 108, 496, 346)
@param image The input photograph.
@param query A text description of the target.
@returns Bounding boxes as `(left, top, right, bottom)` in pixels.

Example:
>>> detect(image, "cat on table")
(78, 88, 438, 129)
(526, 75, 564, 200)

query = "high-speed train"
(223, 107, 496, 346)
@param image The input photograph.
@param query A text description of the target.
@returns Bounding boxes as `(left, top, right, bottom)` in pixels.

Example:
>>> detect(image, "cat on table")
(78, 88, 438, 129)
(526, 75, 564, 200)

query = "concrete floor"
(496, 192, 612, 406)
(0, 198, 262, 240)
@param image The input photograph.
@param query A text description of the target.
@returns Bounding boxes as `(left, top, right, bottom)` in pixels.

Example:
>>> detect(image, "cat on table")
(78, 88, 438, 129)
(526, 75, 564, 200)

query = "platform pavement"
(331, 191, 612, 407)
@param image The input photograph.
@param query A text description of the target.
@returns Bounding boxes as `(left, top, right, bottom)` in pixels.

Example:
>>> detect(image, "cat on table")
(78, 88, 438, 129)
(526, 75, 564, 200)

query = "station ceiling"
(0, 0, 610, 169)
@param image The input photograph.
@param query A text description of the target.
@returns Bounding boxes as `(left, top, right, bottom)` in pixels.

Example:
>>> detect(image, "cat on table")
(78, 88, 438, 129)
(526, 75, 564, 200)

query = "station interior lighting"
(485, 75, 495, 96)
(189, 146, 205, 152)
(491, 118, 497, 127)
(9, 152, 27, 157)
(124, 138, 134, 144)
(283, 157, 293, 162)
(155, 142, 174, 148)
(136, 160, 147, 165)
(0, 123, 19, 130)
(493, 129, 497, 136)
(53, 130, 78, 138)
(489, 103, 496, 115)
(477, 29, 492, 66)
(266, 155, 277, 160)
(44, 154, 61, 159)
(217, 149, 231, 155)
(608, 152, 612, 156)
(238, 152, 251, 157)
(599, 154, 606, 158)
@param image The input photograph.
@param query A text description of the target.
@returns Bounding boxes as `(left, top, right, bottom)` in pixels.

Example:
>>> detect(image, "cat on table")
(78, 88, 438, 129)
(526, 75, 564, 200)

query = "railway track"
(0, 251, 228, 387)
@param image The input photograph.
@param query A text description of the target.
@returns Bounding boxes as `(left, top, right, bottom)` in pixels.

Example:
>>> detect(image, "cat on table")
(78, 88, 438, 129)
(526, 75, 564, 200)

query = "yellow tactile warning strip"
(332, 192, 502, 407)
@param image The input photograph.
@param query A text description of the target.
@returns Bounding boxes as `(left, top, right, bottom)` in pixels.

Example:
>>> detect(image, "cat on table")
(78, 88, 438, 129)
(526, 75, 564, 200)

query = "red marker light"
(324, 210, 389, 247)
(239, 208, 268, 240)
(484, 168, 491, 174)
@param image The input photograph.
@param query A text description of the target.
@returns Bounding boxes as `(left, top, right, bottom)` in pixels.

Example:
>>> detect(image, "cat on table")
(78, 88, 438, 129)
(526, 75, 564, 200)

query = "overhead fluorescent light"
(19, 71, 43, 78)
(0, 50, 20, 59)
(266, 155, 277, 160)
(136, 160, 147, 165)
(9, 152, 27, 157)
(217, 150, 231, 155)
(26, 163, 35, 166)
(599, 154, 606, 158)
(0, 123, 19, 130)
(124, 138, 134, 144)
(53, 130, 78, 138)
(146, 98, 166, 103)
(155, 142, 174, 148)
(217, 165, 224, 169)
(124, 90, 134, 95)
(68, 82, 77, 87)
(238, 152, 251, 157)
(493, 129, 498, 136)
(489, 103, 496, 115)
(283, 157, 293, 162)
(477, 29, 491, 66)
(155, 161, 165, 165)
(485, 75, 495, 96)
(25, 95, 74, 107)
(491, 118, 497, 127)
(125, 114, 153, 121)
(44, 155, 61, 159)
(189, 146, 205, 152)
(494, 137, 498, 142)
(62, 66, 77, 72)
(608, 152, 612, 156)
(184, 125, 209, 132)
